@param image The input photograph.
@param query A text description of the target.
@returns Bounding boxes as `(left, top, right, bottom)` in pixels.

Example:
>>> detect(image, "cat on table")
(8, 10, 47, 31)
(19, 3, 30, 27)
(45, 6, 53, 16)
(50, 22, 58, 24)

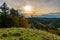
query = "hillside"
(0, 28, 60, 40)
(27, 17, 60, 29)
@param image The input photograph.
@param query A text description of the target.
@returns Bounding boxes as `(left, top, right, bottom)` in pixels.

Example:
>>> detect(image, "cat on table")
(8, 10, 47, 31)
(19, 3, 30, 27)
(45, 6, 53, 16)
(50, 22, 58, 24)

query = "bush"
(19, 37, 23, 40)
(12, 33, 21, 37)
(2, 34, 8, 37)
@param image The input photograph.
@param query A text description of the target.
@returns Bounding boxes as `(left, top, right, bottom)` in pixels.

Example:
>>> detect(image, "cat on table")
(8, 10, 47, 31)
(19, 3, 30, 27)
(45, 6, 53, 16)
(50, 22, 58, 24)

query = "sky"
(0, 0, 60, 16)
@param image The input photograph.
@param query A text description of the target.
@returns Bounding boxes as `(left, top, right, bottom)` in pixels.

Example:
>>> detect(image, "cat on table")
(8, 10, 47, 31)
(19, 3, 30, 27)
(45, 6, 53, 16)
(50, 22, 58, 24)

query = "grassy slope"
(0, 28, 60, 40)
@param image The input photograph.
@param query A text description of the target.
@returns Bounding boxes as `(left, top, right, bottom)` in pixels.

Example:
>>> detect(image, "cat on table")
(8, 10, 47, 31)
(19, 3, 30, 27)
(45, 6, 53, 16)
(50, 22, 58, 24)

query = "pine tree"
(0, 3, 13, 28)
(1, 2, 9, 15)
(10, 8, 19, 17)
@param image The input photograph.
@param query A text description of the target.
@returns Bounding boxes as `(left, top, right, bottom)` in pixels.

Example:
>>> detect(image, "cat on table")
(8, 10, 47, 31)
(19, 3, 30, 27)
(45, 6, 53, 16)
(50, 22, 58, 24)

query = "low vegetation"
(0, 28, 60, 40)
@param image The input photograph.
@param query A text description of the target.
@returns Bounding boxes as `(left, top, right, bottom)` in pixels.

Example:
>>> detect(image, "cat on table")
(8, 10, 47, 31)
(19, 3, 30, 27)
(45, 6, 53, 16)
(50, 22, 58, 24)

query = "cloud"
(0, 0, 60, 16)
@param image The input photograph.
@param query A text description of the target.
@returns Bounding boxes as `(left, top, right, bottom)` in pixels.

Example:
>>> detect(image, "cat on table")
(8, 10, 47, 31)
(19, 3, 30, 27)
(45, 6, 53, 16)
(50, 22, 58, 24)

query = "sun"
(23, 5, 32, 11)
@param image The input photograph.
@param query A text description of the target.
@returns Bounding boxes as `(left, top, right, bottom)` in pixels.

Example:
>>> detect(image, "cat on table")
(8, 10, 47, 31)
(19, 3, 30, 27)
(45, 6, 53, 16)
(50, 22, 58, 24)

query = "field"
(0, 28, 60, 40)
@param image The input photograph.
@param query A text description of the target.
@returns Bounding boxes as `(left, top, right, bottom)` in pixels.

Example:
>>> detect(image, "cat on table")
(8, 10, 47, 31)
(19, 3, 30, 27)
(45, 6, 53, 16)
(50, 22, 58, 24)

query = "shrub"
(19, 37, 23, 40)
(2, 34, 8, 37)
(12, 33, 21, 37)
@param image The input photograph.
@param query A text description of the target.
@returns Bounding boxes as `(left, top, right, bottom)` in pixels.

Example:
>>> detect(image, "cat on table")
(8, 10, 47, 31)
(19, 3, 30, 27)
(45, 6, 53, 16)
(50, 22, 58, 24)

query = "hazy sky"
(0, 0, 60, 16)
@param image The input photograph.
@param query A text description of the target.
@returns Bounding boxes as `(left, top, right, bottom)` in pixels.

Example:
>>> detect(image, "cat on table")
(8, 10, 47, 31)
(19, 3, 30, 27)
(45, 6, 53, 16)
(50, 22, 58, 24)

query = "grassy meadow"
(0, 28, 60, 40)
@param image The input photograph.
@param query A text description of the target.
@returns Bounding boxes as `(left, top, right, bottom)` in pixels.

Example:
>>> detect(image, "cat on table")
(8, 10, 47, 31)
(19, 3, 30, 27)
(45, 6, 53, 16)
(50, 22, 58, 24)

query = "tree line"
(0, 3, 30, 28)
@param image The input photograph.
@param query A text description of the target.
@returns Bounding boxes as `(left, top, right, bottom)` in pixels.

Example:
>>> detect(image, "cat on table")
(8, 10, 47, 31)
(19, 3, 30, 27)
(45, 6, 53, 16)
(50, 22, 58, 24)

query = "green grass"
(0, 28, 60, 40)
(58, 28, 60, 31)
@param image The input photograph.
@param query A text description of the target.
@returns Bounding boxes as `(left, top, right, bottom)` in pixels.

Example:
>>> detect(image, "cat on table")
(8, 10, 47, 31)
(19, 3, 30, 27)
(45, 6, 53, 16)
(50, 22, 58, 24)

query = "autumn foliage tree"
(19, 16, 30, 28)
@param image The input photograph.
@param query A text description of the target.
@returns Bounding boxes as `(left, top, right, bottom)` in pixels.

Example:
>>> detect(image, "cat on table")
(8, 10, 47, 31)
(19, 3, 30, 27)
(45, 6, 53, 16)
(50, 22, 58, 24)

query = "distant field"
(0, 28, 60, 40)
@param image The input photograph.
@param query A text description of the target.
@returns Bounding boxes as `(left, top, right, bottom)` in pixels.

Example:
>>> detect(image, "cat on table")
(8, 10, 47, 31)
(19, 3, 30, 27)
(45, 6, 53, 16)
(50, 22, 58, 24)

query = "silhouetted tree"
(1, 2, 9, 15)
(10, 8, 19, 17)
(0, 2, 30, 28)
(10, 8, 30, 28)
(0, 3, 14, 27)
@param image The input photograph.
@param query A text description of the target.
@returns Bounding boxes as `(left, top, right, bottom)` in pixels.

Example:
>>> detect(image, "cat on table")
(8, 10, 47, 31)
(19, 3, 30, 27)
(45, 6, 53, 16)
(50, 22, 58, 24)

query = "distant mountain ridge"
(38, 12, 60, 18)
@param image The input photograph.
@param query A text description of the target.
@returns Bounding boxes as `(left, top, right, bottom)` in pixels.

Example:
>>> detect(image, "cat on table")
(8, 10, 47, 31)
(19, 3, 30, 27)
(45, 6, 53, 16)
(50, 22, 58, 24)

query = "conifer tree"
(1, 2, 9, 15)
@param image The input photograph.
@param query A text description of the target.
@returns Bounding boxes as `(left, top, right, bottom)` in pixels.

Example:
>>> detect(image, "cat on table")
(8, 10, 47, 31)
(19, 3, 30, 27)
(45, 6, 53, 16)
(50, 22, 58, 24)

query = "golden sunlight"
(23, 5, 32, 12)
